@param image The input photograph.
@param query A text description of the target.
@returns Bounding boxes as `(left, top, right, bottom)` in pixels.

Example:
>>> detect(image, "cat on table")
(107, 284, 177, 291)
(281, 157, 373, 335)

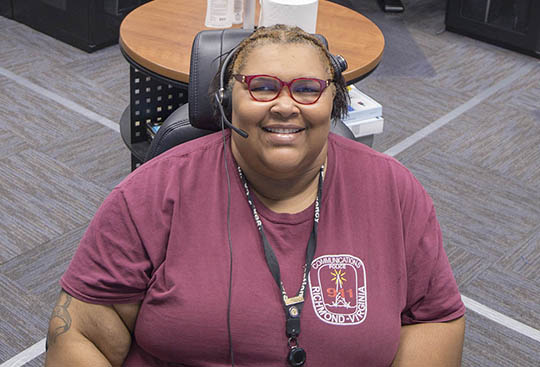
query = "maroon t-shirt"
(61, 131, 465, 366)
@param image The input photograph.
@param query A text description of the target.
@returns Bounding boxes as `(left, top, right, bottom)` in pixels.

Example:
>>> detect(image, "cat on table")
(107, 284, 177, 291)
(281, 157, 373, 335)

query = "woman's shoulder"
(328, 133, 411, 177)
(328, 133, 431, 206)
(119, 131, 227, 188)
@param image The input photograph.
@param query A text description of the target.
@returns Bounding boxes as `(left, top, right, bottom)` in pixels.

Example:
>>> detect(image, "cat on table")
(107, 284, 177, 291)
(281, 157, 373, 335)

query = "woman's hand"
(45, 290, 140, 367)
(392, 316, 466, 366)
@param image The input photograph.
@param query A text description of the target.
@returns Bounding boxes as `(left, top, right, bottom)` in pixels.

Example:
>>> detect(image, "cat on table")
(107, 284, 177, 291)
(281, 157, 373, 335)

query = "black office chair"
(145, 29, 357, 162)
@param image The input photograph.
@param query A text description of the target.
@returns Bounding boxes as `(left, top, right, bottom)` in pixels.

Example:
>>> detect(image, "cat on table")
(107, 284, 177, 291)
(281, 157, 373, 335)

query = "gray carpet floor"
(1, 0, 539, 365)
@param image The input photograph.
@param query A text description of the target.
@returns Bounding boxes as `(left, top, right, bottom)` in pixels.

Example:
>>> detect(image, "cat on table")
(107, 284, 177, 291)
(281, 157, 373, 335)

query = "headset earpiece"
(329, 54, 348, 80)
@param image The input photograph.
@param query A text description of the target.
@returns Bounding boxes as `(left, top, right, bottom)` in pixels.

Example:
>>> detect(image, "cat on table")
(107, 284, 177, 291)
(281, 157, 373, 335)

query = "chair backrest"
(189, 29, 254, 131)
(145, 29, 355, 161)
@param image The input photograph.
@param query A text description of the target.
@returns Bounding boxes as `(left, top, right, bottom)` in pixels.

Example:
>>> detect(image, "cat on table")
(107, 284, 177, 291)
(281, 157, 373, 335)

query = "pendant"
(287, 346, 306, 366)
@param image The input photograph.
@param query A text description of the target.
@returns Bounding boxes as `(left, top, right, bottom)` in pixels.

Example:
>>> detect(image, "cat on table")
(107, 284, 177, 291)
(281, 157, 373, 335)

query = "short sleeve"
(401, 206, 465, 324)
(60, 188, 152, 304)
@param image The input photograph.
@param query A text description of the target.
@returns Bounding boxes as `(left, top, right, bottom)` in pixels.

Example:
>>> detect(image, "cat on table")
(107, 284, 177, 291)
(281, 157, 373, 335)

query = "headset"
(217, 34, 348, 367)
(214, 39, 348, 139)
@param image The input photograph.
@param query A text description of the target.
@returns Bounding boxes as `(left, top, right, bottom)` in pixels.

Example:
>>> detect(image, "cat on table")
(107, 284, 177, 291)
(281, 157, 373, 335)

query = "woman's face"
(230, 43, 334, 179)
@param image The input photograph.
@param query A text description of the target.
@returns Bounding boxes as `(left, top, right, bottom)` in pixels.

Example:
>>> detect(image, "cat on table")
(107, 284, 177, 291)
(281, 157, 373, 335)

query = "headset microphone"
(215, 91, 249, 138)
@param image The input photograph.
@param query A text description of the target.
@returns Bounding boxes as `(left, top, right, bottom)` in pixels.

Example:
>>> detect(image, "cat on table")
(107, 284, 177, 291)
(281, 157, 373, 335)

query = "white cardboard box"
(345, 116, 384, 138)
(343, 85, 384, 138)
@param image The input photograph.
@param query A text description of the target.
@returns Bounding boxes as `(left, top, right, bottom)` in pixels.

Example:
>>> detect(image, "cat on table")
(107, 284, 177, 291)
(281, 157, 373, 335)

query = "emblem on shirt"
(308, 254, 367, 325)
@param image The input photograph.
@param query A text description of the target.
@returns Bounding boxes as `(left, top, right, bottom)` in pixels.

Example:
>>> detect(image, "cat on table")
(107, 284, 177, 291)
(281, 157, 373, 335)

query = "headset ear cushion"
(330, 54, 348, 78)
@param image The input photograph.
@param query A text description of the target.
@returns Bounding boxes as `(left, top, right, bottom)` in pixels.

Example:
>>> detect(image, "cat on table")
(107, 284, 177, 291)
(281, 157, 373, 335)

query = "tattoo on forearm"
(47, 292, 72, 346)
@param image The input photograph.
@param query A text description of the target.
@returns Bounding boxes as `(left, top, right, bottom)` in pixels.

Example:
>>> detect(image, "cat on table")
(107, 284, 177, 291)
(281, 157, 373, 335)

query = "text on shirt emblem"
(309, 254, 367, 325)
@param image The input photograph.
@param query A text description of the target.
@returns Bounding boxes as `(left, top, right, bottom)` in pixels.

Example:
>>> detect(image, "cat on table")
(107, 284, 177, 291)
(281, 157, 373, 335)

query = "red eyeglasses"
(233, 74, 332, 105)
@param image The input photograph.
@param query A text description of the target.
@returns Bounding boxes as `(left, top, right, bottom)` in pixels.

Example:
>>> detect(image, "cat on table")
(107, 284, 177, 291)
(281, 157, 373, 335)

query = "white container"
(259, 0, 319, 33)
(242, 0, 256, 29)
(205, 0, 233, 28)
(233, 0, 243, 24)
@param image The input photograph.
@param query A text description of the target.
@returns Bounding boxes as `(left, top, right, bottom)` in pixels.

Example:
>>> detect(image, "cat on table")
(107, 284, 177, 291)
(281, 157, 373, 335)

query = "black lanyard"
(237, 165, 324, 367)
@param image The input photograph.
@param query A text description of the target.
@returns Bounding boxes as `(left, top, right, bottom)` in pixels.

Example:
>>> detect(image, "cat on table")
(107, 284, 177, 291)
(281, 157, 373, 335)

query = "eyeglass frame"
(233, 74, 332, 105)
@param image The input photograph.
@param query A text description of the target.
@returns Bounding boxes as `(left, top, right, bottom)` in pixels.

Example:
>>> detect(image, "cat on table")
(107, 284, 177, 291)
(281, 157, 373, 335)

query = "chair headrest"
(188, 29, 329, 131)
(188, 29, 253, 131)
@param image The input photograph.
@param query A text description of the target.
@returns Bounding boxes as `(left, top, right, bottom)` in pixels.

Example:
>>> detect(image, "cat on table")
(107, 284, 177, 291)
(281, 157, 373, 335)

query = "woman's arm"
(45, 290, 140, 367)
(392, 316, 465, 367)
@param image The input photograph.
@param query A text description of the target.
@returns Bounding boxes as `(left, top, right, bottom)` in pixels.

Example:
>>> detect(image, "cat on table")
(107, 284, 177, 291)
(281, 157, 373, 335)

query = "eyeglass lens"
(249, 76, 323, 104)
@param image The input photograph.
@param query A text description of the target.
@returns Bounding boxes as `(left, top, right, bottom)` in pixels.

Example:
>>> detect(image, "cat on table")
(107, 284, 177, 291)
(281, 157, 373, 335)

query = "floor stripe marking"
(0, 338, 45, 367)
(462, 295, 540, 342)
(0, 66, 120, 133)
(384, 63, 535, 157)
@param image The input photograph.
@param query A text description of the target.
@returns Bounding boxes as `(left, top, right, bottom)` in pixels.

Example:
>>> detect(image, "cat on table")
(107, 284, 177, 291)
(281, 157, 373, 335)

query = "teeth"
(264, 127, 302, 133)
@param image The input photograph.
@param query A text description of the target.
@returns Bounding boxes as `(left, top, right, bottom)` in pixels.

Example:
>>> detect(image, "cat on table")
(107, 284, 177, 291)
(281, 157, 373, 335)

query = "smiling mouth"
(262, 127, 305, 134)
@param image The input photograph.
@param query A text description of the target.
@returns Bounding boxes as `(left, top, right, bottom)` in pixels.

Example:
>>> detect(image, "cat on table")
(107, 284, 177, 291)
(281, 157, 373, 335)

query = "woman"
(46, 25, 465, 366)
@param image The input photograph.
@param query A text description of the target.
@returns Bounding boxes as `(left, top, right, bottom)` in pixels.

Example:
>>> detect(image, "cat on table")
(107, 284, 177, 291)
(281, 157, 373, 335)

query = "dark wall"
(0, 0, 14, 18)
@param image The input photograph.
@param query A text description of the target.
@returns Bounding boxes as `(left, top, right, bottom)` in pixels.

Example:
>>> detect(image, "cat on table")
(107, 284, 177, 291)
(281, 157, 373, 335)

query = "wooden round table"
(120, 0, 384, 85)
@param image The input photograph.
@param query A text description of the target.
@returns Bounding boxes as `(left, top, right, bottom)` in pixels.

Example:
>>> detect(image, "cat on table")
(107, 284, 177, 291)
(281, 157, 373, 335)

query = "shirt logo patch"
(309, 254, 367, 325)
